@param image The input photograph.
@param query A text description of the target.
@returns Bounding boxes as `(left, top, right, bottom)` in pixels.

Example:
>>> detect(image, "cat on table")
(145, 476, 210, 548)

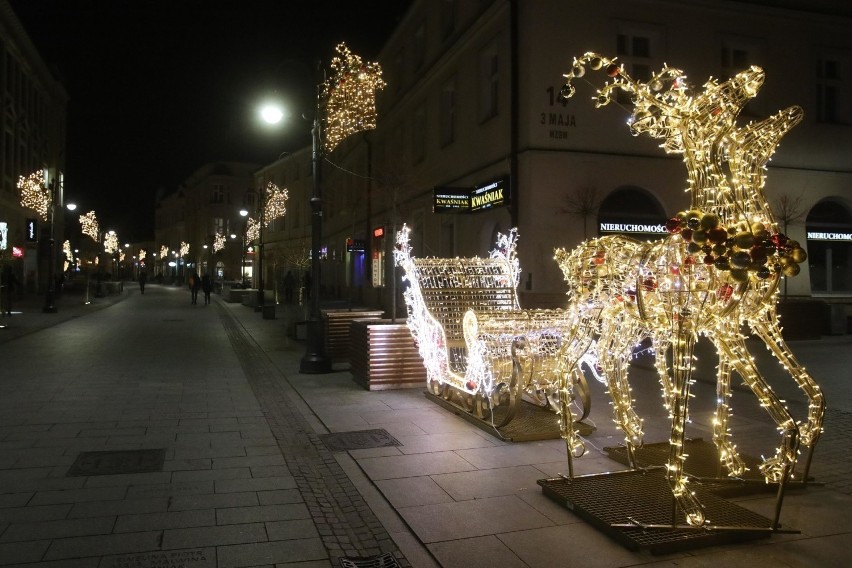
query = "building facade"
(154, 162, 258, 285)
(167, 1, 852, 320)
(0, 0, 68, 295)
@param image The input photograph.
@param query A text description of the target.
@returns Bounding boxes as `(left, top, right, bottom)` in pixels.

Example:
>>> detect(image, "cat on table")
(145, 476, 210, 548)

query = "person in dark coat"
(138, 271, 147, 294)
(201, 273, 212, 305)
(189, 271, 200, 304)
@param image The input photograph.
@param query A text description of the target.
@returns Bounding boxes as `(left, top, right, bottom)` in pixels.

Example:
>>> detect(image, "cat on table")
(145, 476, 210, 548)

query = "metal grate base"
(339, 552, 402, 568)
(538, 468, 782, 554)
(425, 391, 594, 442)
(67, 449, 166, 477)
(604, 439, 808, 496)
(320, 429, 402, 452)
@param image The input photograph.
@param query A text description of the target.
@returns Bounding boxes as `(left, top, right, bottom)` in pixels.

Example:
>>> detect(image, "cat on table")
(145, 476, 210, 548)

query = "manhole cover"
(67, 449, 166, 477)
(320, 429, 401, 452)
(339, 552, 401, 567)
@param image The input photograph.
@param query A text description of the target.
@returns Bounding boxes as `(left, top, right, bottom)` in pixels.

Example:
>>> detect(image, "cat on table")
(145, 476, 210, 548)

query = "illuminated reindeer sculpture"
(554, 53, 824, 527)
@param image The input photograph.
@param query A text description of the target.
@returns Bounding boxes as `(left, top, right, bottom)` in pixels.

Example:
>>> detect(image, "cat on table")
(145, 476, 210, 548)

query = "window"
(614, 24, 662, 104)
(479, 41, 499, 121)
(440, 77, 457, 146)
(212, 217, 225, 235)
(719, 35, 764, 114)
(817, 57, 842, 123)
(212, 184, 225, 203)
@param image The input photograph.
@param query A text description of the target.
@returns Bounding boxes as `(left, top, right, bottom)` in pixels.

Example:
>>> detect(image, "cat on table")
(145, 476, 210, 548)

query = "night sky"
(9, 0, 411, 241)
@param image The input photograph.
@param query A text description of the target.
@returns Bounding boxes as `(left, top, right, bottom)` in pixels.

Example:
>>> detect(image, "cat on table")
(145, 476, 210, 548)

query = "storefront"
(597, 186, 668, 241)
(806, 198, 852, 295)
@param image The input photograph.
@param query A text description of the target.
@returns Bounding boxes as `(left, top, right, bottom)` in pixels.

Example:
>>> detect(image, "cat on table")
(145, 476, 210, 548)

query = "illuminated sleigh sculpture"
(553, 53, 824, 529)
(394, 225, 593, 439)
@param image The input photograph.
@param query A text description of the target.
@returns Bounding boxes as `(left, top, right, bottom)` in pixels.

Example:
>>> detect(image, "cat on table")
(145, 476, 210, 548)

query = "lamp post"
(42, 177, 59, 313)
(300, 90, 331, 373)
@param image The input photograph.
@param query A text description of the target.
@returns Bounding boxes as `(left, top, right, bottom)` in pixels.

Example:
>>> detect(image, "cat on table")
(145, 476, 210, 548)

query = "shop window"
(806, 198, 852, 294)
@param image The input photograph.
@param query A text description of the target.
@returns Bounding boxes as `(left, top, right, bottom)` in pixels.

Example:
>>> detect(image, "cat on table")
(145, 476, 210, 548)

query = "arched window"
(806, 198, 852, 294)
(597, 186, 667, 241)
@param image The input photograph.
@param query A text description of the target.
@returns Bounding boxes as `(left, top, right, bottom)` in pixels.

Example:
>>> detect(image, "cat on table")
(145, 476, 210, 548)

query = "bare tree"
(771, 192, 807, 301)
(558, 185, 601, 239)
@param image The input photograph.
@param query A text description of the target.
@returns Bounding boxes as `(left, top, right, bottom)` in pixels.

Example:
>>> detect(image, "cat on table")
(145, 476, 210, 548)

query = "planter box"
(350, 319, 427, 391)
(323, 309, 385, 362)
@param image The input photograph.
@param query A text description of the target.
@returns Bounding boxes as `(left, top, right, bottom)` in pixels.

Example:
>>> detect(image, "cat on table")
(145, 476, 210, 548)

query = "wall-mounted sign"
(433, 177, 510, 214)
(25, 219, 38, 242)
(12, 246, 24, 258)
(433, 187, 469, 213)
(373, 226, 385, 238)
(470, 178, 509, 212)
(599, 221, 668, 235)
(807, 231, 852, 241)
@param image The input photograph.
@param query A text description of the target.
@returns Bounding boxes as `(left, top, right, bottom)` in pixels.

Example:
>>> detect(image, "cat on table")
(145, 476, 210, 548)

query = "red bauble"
(666, 217, 682, 233)
(606, 63, 620, 77)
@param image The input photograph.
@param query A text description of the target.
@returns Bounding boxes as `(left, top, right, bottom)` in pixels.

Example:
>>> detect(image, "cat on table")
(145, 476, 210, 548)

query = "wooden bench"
(394, 226, 591, 430)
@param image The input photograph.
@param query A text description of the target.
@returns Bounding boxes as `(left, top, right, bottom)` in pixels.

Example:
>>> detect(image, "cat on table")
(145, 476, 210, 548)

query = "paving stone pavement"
(2, 285, 852, 568)
(219, 308, 408, 566)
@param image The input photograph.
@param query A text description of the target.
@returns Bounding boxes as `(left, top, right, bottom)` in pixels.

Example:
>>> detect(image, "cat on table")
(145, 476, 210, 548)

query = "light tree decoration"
(322, 42, 386, 152)
(179, 241, 190, 257)
(62, 240, 73, 271)
(213, 233, 226, 253)
(17, 170, 51, 220)
(139, 249, 147, 261)
(554, 53, 824, 528)
(159, 245, 169, 260)
(79, 211, 99, 241)
(103, 231, 119, 254)
(245, 182, 289, 243)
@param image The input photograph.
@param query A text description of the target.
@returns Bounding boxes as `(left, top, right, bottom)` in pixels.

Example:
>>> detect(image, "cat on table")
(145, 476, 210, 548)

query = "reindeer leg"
(708, 332, 748, 477)
(667, 331, 706, 526)
(599, 318, 645, 464)
(751, 309, 825, 482)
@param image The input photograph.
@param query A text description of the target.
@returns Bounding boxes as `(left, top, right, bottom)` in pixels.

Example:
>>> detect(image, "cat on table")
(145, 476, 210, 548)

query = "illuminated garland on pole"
(79, 211, 99, 241)
(246, 182, 288, 243)
(63, 240, 73, 271)
(213, 233, 225, 253)
(104, 231, 119, 254)
(180, 241, 190, 257)
(160, 245, 169, 260)
(17, 171, 51, 220)
(322, 43, 386, 152)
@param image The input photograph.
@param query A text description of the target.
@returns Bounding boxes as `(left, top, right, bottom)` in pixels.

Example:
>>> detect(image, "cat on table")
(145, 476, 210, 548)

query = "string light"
(246, 182, 289, 243)
(63, 240, 73, 271)
(322, 43, 386, 152)
(555, 53, 824, 526)
(79, 211, 99, 241)
(139, 249, 147, 261)
(104, 231, 119, 254)
(394, 225, 592, 456)
(17, 170, 51, 220)
(180, 241, 190, 257)
(160, 245, 169, 260)
(213, 233, 225, 253)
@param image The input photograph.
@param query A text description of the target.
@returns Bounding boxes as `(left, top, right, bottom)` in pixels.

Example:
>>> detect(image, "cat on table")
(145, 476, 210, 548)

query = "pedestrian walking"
(138, 270, 147, 294)
(188, 271, 200, 304)
(1, 265, 17, 316)
(201, 273, 212, 305)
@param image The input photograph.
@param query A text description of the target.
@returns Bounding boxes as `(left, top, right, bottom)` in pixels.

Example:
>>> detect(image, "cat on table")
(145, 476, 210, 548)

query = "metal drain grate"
(67, 449, 166, 477)
(339, 553, 401, 568)
(320, 429, 402, 452)
(538, 468, 778, 554)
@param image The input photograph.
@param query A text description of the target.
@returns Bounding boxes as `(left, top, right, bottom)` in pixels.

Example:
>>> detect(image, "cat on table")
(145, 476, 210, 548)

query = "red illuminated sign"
(12, 246, 24, 258)
(373, 227, 385, 238)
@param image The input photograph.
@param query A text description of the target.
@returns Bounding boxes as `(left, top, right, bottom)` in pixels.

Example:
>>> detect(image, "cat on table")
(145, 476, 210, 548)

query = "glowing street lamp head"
(260, 104, 284, 125)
